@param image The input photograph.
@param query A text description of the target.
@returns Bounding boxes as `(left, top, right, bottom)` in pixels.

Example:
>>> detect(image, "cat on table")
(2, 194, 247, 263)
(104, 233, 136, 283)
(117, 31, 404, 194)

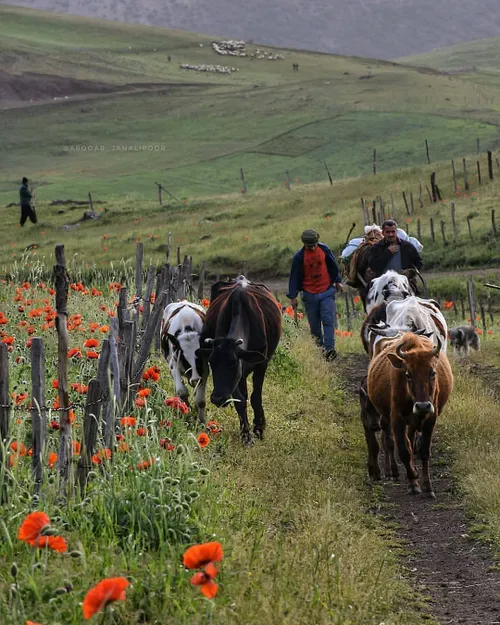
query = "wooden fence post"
(142, 266, 156, 331)
(30, 338, 46, 497)
(135, 243, 143, 317)
(418, 180, 423, 208)
(323, 161, 333, 186)
(467, 216, 473, 240)
(463, 158, 469, 191)
(467, 278, 476, 327)
(430, 172, 438, 203)
(54, 244, 72, 496)
(0, 343, 10, 501)
(88, 192, 94, 214)
(451, 160, 458, 193)
(372, 201, 377, 224)
(285, 170, 291, 191)
(417, 218, 421, 241)
(488, 151, 494, 181)
(426, 185, 433, 203)
(451, 201, 457, 241)
(166, 232, 172, 265)
(96, 339, 111, 445)
(440, 220, 447, 245)
(477, 137, 480, 155)
(492, 209, 497, 236)
(402, 192, 410, 215)
(480, 302, 487, 332)
(430, 217, 435, 242)
(410, 192, 415, 215)
(198, 261, 206, 300)
(106, 318, 120, 450)
(373, 148, 377, 175)
(477, 161, 482, 186)
(425, 139, 431, 164)
(77, 379, 101, 492)
(240, 168, 247, 193)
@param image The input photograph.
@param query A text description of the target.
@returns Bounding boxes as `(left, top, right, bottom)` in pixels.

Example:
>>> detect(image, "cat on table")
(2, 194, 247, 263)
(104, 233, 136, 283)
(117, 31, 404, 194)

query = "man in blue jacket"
(288, 229, 343, 360)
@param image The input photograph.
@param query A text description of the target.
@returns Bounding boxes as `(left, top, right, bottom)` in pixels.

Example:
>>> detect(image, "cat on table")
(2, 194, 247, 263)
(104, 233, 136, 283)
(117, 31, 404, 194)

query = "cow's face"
(199, 338, 264, 407)
(168, 327, 202, 385)
(207, 338, 244, 407)
(387, 340, 441, 429)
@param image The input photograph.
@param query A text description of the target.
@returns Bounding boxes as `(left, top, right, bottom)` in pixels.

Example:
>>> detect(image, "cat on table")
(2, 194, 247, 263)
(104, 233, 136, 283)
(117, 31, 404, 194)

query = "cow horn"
(235, 338, 244, 345)
(396, 341, 408, 359)
(430, 337, 442, 356)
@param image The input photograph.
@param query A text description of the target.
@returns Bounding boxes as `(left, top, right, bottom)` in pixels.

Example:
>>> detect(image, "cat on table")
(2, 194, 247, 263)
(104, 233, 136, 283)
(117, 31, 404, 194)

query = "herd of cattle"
(160, 271, 478, 497)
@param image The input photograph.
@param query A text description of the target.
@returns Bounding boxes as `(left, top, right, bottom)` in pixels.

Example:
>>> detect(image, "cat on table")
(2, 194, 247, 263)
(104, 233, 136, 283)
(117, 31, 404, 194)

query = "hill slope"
(3, 6, 500, 206)
(5, 0, 500, 60)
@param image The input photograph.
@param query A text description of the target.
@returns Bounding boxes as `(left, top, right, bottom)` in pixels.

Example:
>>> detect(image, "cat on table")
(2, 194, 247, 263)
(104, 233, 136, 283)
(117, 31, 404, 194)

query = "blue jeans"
(302, 287, 336, 351)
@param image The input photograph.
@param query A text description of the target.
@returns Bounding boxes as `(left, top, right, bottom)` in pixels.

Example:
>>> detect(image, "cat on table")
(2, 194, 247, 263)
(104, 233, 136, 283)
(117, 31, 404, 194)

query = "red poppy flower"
(120, 416, 136, 428)
(68, 348, 82, 359)
(48, 452, 58, 468)
(190, 562, 220, 598)
(86, 350, 99, 359)
(164, 396, 189, 414)
(18, 511, 50, 544)
(201, 298, 210, 307)
(136, 458, 154, 470)
(10, 441, 27, 456)
(135, 397, 146, 408)
(137, 388, 151, 398)
(197, 432, 210, 448)
(183, 542, 224, 569)
(84, 338, 99, 349)
(82, 577, 129, 620)
(135, 427, 148, 437)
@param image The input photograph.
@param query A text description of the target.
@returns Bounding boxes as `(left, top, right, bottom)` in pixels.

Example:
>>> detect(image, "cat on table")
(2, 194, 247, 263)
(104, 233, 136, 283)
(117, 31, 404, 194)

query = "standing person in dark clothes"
(288, 229, 344, 360)
(369, 219, 422, 290)
(19, 177, 37, 226)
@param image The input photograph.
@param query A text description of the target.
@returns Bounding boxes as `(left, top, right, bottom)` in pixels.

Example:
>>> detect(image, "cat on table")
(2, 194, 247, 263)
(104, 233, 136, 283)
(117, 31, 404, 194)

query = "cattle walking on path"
(160, 301, 208, 423)
(199, 276, 282, 445)
(366, 332, 453, 497)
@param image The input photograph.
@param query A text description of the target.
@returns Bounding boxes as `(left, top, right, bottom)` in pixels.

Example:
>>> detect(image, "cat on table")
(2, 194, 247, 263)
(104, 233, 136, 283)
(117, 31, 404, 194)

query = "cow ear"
(387, 353, 404, 369)
(457, 329, 464, 340)
(167, 333, 180, 349)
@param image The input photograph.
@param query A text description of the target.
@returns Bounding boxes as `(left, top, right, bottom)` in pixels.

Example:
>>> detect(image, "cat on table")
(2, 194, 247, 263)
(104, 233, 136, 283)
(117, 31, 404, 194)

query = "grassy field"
(3, 6, 500, 204)
(2, 153, 500, 281)
(0, 274, 429, 624)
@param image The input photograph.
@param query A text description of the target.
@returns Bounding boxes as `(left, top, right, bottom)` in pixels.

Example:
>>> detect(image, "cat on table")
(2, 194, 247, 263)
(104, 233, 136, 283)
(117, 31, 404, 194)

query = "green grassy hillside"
(3, 6, 500, 206)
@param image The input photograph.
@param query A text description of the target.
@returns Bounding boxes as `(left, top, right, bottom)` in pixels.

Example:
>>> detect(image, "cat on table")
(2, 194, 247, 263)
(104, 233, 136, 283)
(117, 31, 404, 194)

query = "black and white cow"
(160, 301, 208, 422)
(365, 270, 413, 314)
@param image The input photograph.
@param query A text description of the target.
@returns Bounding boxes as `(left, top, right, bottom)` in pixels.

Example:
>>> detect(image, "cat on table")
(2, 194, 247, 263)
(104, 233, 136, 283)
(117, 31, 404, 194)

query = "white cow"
(373, 296, 448, 354)
(365, 270, 413, 314)
(160, 301, 208, 422)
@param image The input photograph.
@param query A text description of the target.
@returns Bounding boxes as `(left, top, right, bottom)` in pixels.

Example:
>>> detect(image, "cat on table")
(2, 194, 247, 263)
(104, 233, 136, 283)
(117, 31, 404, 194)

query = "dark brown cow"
(367, 332, 453, 497)
(198, 276, 282, 444)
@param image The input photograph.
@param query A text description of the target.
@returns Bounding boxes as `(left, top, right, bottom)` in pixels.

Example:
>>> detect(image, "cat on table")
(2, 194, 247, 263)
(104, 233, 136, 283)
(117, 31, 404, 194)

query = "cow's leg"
(393, 418, 420, 494)
(418, 415, 437, 498)
(251, 363, 268, 440)
(194, 377, 207, 425)
(382, 417, 399, 480)
(233, 376, 251, 445)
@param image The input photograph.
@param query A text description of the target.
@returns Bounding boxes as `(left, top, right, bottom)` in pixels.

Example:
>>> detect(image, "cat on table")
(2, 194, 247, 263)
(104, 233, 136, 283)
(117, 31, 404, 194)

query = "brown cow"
(367, 332, 453, 497)
(198, 276, 282, 445)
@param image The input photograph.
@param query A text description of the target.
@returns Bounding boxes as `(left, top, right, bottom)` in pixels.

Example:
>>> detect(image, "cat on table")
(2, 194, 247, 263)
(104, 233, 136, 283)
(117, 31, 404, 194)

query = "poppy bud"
(54, 587, 68, 595)
(10, 562, 18, 579)
(69, 550, 83, 558)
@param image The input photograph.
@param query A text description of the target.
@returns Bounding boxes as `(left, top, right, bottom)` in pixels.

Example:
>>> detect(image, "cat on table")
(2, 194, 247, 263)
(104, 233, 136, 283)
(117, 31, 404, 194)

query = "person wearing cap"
(19, 177, 37, 226)
(287, 229, 343, 360)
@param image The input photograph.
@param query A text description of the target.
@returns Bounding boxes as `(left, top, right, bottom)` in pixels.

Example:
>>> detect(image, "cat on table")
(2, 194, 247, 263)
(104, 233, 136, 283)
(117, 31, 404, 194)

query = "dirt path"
(337, 352, 500, 625)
